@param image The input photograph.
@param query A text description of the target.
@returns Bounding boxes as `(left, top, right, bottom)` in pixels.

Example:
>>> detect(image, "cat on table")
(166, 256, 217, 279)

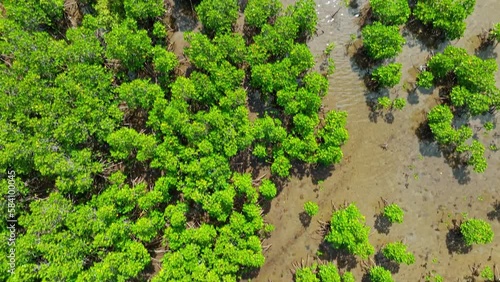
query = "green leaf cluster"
(382, 242, 415, 265)
(372, 63, 402, 88)
(196, 0, 239, 34)
(325, 204, 375, 259)
(414, 0, 476, 40)
(294, 262, 345, 282)
(425, 46, 499, 173)
(304, 201, 319, 217)
(383, 203, 404, 223)
(0, 0, 347, 280)
(460, 218, 494, 246)
(369, 266, 394, 282)
(416, 71, 434, 88)
(370, 0, 410, 26)
(244, 0, 282, 28)
(362, 22, 405, 60)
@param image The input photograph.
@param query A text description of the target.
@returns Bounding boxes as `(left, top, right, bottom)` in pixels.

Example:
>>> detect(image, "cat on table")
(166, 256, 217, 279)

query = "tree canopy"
(0, 0, 348, 281)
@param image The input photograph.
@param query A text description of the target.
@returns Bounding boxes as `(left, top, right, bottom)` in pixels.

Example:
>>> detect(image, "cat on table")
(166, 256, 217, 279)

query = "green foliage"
(244, 0, 282, 28)
(362, 22, 405, 60)
(196, 0, 239, 34)
(214, 33, 248, 65)
(107, 128, 157, 161)
(104, 19, 153, 71)
(427, 105, 470, 145)
(290, 44, 315, 74)
(480, 266, 494, 281)
(414, 0, 476, 40)
(370, 0, 410, 25)
(484, 122, 494, 131)
(457, 140, 488, 173)
(294, 263, 341, 282)
(417, 71, 434, 88)
(383, 204, 404, 223)
(372, 63, 402, 88)
(0, 0, 348, 280)
(489, 23, 500, 42)
(460, 218, 494, 246)
(2, 0, 65, 30)
(377, 97, 392, 110)
(369, 266, 394, 282)
(124, 0, 164, 20)
(253, 16, 299, 58)
(392, 98, 406, 110)
(325, 204, 374, 259)
(271, 154, 292, 178)
(288, 0, 318, 37)
(327, 58, 335, 75)
(342, 272, 355, 282)
(304, 201, 319, 216)
(115, 78, 165, 110)
(318, 263, 341, 282)
(295, 266, 320, 282)
(317, 111, 348, 165)
(184, 32, 225, 71)
(382, 242, 415, 265)
(152, 46, 178, 75)
(424, 46, 499, 173)
(260, 179, 278, 199)
(153, 21, 167, 42)
(324, 42, 335, 56)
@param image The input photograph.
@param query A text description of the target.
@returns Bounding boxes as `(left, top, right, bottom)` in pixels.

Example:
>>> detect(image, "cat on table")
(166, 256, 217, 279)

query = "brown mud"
(251, 0, 500, 281)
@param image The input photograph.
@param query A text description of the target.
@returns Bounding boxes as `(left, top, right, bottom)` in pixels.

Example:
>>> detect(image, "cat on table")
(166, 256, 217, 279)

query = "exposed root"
(469, 263, 481, 276)
(316, 220, 330, 237)
(252, 173, 267, 185)
(262, 244, 272, 252)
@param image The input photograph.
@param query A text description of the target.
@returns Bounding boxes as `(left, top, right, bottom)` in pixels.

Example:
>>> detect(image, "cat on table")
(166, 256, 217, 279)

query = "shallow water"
(254, 0, 500, 281)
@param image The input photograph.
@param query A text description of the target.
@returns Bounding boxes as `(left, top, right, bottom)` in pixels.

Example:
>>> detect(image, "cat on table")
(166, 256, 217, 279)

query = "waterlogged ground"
(251, 0, 500, 281)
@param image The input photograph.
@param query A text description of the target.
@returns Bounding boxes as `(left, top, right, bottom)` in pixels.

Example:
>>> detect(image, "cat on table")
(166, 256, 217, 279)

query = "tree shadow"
(418, 141, 442, 158)
(299, 211, 312, 228)
(445, 223, 472, 255)
(361, 272, 371, 282)
(374, 250, 400, 274)
(407, 88, 420, 105)
(374, 214, 392, 235)
(404, 15, 446, 49)
(310, 164, 335, 185)
(474, 32, 499, 59)
(240, 267, 261, 281)
(451, 165, 471, 185)
(316, 240, 358, 271)
(351, 46, 378, 70)
(487, 200, 500, 222)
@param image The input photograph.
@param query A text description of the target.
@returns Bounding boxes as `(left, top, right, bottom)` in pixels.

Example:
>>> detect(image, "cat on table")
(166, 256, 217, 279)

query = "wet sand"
(254, 0, 500, 281)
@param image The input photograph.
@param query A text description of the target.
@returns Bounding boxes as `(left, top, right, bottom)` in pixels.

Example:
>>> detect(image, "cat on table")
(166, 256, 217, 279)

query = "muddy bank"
(253, 0, 500, 281)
